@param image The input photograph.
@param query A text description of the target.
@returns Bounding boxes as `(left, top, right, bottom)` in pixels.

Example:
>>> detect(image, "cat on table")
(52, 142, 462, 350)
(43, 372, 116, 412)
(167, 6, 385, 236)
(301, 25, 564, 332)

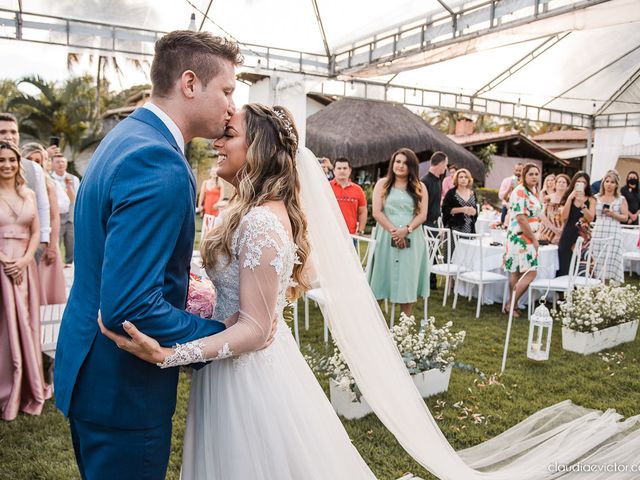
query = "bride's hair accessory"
(273, 108, 297, 146)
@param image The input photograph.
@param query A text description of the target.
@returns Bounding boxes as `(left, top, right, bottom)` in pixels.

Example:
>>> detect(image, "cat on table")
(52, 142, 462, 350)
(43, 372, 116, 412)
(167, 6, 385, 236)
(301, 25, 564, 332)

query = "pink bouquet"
(186, 273, 217, 319)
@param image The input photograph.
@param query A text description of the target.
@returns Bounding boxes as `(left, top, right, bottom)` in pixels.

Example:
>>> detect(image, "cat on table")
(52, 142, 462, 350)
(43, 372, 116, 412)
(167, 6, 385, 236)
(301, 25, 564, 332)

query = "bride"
(100, 103, 376, 479)
(100, 102, 640, 480)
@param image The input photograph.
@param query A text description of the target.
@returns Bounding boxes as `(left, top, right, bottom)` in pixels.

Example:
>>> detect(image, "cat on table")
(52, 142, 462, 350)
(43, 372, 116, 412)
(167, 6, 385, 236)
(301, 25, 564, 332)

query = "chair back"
(584, 235, 613, 281)
(566, 236, 584, 289)
(424, 225, 454, 269)
(351, 231, 377, 277)
(451, 230, 485, 276)
(41, 303, 66, 357)
(200, 214, 217, 242)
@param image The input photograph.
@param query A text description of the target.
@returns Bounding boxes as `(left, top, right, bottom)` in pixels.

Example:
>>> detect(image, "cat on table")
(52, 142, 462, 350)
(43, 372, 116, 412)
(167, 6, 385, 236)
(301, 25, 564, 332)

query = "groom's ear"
(180, 70, 197, 99)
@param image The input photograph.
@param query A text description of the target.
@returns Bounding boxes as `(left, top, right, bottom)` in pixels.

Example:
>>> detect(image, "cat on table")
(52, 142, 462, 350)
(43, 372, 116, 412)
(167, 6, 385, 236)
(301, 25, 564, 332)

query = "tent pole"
(586, 115, 594, 175)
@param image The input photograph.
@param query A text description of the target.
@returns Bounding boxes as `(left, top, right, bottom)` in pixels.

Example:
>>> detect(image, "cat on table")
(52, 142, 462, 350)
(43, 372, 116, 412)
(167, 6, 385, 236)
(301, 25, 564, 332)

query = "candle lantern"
(527, 299, 553, 361)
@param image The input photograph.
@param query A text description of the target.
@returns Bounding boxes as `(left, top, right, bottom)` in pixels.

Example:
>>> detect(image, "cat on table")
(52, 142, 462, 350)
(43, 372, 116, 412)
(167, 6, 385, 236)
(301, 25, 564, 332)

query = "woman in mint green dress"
(369, 148, 429, 316)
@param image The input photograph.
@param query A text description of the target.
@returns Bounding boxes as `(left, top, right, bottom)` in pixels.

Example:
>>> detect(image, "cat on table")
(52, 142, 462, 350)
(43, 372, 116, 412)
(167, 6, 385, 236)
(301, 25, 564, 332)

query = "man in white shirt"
(498, 162, 523, 225)
(51, 154, 80, 265)
(0, 113, 51, 252)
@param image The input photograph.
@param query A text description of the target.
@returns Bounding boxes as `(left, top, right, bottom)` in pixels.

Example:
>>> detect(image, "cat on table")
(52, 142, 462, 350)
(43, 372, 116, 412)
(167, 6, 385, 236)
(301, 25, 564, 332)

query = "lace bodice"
(159, 206, 298, 368)
(207, 206, 297, 322)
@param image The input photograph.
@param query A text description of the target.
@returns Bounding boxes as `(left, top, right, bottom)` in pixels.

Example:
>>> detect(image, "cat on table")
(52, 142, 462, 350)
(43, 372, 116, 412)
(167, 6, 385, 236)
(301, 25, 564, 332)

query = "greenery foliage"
(476, 143, 497, 176)
(475, 187, 500, 208)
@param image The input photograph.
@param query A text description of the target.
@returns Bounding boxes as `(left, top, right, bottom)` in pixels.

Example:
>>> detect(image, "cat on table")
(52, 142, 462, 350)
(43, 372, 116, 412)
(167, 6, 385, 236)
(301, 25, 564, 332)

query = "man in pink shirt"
(498, 162, 523, 225)
(441, 164, 457, 202)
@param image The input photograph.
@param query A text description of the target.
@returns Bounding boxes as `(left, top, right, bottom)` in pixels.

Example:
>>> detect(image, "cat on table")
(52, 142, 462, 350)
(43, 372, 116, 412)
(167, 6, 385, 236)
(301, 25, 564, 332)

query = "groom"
(54, 31, 243, 479)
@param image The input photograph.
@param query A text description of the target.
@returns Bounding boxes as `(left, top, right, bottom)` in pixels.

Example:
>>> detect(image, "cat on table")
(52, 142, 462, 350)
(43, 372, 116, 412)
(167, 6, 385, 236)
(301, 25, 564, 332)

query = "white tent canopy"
(1, 0, 639, 169)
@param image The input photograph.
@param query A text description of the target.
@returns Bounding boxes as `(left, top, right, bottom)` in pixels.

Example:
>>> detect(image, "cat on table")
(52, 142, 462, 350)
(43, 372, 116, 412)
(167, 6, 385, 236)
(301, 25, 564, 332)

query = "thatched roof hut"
(306, 98, 484, 179)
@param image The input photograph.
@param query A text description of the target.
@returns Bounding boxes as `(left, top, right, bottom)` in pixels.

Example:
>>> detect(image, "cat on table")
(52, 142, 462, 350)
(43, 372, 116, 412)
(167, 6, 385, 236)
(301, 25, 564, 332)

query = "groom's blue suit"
(54, 107, 225, 480)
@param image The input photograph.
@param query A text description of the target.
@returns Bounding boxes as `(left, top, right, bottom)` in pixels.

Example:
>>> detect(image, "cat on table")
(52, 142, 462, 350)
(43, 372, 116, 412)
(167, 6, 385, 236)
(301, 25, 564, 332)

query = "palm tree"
(8, 75, 103, 165)
(0, 79, 21, 112)
(421, 109, 460, 134)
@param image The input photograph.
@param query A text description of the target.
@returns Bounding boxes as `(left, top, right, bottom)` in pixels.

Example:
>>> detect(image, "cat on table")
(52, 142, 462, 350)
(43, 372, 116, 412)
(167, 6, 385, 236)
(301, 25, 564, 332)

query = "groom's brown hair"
(151, 30, 243, 98)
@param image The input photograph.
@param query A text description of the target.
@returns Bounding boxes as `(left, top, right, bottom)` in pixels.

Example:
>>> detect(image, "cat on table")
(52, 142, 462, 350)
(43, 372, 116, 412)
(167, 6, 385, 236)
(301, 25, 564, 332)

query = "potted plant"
(325, 314, 466, 419)
(555, 284, 640, 355)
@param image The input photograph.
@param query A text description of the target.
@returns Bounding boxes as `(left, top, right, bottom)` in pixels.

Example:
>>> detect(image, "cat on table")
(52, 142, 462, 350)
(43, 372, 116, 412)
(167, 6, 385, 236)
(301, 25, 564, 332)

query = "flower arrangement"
(554, 284, 640, 333)
(186, 273, 217, 319)
(324, 314, 466, 401)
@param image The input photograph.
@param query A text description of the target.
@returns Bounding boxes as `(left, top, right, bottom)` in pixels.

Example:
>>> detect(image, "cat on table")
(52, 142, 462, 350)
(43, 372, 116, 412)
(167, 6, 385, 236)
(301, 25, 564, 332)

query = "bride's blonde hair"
(201, 104, 310, 299)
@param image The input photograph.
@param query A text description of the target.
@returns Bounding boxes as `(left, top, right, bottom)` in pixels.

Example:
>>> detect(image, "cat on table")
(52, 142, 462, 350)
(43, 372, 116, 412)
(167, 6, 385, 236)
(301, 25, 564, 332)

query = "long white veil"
(296, 146, 640, 480)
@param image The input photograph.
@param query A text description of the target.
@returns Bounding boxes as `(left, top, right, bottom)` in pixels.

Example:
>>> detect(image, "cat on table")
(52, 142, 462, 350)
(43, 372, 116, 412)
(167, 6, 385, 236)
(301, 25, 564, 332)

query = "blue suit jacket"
(54, 108, 225, 429)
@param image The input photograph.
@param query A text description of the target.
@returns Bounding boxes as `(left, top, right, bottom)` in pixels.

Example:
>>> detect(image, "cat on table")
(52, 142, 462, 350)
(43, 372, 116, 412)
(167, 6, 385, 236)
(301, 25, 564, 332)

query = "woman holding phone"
(592, 170, 628, 282)
(369, 148, 428, 317)
(557, 172, 596, 276)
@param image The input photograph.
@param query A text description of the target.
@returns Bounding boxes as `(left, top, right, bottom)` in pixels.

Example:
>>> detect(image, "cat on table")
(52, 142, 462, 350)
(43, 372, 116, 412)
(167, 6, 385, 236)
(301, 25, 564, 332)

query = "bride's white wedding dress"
(175, 148, 639, 480)
(180, 206, 375, 479)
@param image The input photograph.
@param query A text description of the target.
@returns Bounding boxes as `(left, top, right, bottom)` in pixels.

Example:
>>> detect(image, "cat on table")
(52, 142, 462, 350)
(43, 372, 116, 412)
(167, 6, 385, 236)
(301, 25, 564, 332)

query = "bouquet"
(186, 273, 217, 319)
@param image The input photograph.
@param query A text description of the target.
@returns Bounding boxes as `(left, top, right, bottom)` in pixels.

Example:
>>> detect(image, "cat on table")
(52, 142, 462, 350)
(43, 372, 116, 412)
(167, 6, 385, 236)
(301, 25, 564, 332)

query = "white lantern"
(527, 300, 553, 361)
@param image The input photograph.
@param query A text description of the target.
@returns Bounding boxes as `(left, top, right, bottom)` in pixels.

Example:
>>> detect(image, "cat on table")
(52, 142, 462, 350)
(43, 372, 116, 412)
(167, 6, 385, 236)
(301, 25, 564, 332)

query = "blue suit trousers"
(69, 417, 172, 480)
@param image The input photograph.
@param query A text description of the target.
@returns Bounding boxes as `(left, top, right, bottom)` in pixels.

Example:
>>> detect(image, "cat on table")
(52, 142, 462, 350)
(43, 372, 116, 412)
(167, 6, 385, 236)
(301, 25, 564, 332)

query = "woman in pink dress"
(0, 140, 51, 421)
(22, 143, 66, 304)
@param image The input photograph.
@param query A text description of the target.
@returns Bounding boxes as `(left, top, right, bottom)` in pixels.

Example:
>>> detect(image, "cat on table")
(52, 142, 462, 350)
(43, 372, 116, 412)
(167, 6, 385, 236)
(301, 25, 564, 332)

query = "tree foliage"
(7, 75, 103, 164)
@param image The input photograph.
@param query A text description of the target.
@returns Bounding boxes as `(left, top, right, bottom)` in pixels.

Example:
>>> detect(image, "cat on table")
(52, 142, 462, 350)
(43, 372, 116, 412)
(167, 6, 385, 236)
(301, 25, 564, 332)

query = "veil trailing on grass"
(296, 146, 640, 480)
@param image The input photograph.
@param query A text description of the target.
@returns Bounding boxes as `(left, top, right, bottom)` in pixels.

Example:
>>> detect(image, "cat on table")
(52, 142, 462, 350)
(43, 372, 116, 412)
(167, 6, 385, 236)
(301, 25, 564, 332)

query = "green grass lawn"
(2, 276, 639, 480)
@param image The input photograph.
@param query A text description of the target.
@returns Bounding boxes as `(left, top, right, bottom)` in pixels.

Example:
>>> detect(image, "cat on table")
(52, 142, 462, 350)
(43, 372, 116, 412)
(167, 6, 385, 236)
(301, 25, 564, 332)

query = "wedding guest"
(51, 154, 79, 265)
(621, 171, 640, 225)
(319, 157, 334, 180)
(22, 143, 66, 304)
(197, 167, 224, 217)
(592, 170, 628, 282)
(330, 157, 367, 235)
(539, 173, 556, 203)
(0, 113, 51, 252)
(370, 148, 428, 316)
(420, 151, 448, 229)
(441, 168, 477, 234)
(503, 163, 542, 316)
(421, 151, 448, 289)
(538, 173, 570, 245)
(0, 140, 51, 421)
(498, 162, 523, 225)
(557, 172, 595, 276)
(441, 164, 457, 201)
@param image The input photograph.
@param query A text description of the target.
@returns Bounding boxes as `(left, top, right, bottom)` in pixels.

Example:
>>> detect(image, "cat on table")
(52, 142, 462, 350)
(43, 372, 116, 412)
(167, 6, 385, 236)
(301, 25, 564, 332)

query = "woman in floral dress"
(504, 163, 543, 316)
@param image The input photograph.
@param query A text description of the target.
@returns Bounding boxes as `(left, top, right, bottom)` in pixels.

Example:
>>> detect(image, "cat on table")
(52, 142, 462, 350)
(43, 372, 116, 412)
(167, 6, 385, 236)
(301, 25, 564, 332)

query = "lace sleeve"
(159, 210, 284, 368)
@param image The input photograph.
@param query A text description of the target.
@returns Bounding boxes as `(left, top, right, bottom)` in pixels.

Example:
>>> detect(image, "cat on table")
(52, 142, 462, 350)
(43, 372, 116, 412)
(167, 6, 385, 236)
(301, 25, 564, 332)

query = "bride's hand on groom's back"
(98, 312, 171, 365)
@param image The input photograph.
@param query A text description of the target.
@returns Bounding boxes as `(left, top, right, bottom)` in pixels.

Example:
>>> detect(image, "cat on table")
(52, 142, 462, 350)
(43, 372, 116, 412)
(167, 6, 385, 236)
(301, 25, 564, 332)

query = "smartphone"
(574, 182, 585, 193)
(49, 136, 60, 147)
(602, 203, 610, 211)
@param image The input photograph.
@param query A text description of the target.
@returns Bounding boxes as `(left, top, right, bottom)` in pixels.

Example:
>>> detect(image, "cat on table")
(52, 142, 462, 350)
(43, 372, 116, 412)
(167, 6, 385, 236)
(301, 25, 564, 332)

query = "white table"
(475, 211, 499, 234)
(451, 237, 559, 306)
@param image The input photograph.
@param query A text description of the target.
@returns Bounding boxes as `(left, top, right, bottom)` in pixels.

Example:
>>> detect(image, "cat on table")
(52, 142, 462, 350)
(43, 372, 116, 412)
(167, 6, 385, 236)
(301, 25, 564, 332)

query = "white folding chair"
(451, 231, 508, 318)
(621, 225, 640, 275)
(41, 303, 66, 358)
(200, 214, 216, 243)
(300, 233, 376, 344)
(582, 235, 613, 285)
(424, 225, 465, 307)
(527, 237, 584, 318)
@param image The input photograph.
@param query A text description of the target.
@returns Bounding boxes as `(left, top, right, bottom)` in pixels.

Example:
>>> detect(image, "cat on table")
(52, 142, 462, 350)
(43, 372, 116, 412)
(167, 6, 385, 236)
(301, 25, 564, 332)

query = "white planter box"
(412, 365, 453, 398)
(562, 320, 639, 355)
(330, 366, 453, 420)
